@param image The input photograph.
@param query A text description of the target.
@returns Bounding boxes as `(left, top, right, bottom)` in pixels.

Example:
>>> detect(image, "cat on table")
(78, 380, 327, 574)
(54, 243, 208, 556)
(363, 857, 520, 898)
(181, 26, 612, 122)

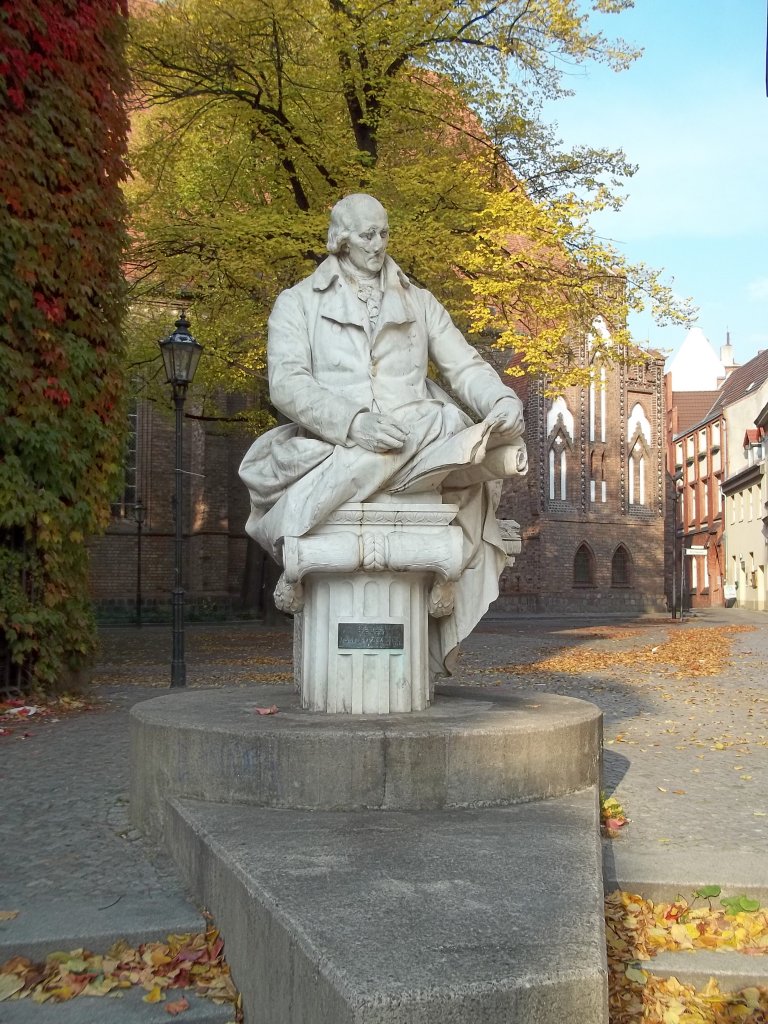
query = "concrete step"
(0, 988, 233, 1024)
(0, 894, 205, 964)
(603, 844, 768, 905)
(643, 949, 768, 991)
(167, 788, 608, 1024)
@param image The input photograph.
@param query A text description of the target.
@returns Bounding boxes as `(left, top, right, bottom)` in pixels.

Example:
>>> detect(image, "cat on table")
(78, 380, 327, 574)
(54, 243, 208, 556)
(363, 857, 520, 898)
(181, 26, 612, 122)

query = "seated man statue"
(240, 193, 526, 676)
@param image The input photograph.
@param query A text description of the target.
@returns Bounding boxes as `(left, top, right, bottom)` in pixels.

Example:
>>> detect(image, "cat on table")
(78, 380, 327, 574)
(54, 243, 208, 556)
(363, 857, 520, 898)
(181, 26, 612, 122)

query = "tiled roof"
(671, 391, 720, 434)
(708, 349, 768, 414)
(743, 427, 764, 446)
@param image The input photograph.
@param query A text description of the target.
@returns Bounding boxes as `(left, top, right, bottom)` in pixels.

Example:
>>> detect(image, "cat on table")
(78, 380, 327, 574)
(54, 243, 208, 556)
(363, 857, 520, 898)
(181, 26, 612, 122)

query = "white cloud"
(747, 278, 768, 302)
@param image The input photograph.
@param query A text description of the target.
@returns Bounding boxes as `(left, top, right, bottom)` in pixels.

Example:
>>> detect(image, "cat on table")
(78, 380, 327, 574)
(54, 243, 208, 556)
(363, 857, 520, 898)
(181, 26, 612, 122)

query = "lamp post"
(159, 312, 203, 688)
(134, 499, 145, 628)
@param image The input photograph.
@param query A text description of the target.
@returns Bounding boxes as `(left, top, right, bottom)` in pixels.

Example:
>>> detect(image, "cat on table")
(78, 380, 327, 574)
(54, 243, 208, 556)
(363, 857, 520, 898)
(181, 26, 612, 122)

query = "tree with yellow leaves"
(125, 0, 691, 414)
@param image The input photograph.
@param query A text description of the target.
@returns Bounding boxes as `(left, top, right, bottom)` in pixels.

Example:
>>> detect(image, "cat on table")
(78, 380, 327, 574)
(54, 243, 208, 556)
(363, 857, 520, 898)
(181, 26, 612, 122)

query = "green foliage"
(0, 0, 130, 689)
(721, 895, 761, 916)
(126, 0, 693, 408)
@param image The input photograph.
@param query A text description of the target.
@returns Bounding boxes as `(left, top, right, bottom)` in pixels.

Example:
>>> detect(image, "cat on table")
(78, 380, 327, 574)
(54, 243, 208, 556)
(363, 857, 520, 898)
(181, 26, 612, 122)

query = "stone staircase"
(131, 682, 608, 1024)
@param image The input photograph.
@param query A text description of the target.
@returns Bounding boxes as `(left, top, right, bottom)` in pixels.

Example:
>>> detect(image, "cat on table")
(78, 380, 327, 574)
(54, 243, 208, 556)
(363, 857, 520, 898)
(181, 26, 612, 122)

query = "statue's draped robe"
(239, 255, 526, 675)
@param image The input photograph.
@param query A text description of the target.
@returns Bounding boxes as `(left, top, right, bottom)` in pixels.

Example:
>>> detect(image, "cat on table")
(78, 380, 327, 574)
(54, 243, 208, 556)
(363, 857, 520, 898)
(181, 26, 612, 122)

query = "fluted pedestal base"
(276, 493, 462, 714)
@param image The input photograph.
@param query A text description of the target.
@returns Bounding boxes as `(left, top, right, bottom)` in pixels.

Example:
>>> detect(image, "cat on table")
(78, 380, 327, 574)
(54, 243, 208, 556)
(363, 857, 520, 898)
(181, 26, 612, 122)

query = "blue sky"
(544, 0, 768, 368)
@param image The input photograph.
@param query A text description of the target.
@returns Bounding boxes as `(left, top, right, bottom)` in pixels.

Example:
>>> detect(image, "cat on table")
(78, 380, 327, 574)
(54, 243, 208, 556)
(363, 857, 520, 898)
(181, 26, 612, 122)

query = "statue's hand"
(348, 412, 408, 452)
(486, 397, 525, 439)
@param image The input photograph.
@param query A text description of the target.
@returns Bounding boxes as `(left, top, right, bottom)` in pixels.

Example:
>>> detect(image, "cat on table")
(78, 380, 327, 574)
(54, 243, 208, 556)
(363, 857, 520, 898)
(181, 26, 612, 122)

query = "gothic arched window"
(573, 543, 596, 587)
(611, 545, 631, 587)
(627, 403, 652, 506)
(547, 397, 574, 502)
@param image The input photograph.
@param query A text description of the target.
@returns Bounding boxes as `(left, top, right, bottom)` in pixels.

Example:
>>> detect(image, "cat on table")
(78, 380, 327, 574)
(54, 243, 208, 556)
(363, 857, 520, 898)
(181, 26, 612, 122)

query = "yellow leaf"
(0, 975, 24, 1001)
(742, 987, 761, 1009)
(143, 985, 165, 1004)
(669, 923, 695, 949)
(624, 965, 648, 985)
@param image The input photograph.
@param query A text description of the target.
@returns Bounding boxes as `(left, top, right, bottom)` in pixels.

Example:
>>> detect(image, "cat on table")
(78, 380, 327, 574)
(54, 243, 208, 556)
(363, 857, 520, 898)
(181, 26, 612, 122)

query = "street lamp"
(133, 499, 145, 629)
(159, 312, 203, 688)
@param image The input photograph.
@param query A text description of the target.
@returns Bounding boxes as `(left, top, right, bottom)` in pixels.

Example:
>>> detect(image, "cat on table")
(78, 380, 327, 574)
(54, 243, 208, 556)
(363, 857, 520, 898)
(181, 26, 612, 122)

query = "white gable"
(666, 327, 725, 391)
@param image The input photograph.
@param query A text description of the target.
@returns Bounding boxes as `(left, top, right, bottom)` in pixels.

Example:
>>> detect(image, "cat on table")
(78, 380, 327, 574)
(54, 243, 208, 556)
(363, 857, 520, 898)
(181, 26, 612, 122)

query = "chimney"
(719, 330, 737, 380)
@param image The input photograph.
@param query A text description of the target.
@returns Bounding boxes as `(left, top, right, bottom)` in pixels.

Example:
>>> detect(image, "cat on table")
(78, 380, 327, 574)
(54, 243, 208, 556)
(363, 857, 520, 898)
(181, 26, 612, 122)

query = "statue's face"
(343, 200, 389, 274)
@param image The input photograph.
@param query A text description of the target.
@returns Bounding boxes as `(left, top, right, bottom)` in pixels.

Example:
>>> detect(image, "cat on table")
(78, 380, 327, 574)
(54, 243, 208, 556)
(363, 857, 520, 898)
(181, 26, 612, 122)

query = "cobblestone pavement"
(2, 608, 766, 947)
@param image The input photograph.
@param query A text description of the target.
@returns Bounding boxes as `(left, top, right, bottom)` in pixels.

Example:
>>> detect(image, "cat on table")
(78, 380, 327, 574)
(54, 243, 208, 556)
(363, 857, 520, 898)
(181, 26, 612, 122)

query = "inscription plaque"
(338, 622, 404, 650)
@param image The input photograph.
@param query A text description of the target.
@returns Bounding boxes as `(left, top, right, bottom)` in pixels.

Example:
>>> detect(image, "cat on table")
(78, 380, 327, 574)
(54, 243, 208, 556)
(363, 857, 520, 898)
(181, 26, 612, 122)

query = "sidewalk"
(1, 609, 766, 990)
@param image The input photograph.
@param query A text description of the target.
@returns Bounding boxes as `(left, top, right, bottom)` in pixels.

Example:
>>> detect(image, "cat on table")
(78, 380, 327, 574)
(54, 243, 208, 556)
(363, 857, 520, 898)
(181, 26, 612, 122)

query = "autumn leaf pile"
(497, 626, 754, 679)
(606, 890, 768, 1023)
(0, 928, 239, 1014)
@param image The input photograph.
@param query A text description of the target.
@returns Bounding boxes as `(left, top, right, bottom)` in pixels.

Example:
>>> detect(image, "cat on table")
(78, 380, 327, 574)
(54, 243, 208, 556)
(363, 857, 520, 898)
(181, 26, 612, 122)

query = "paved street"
(1, 607, 766, 961)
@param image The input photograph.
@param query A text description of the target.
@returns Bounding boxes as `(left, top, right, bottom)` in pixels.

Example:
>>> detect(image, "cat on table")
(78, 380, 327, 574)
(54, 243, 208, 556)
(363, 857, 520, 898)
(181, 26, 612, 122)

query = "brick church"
(88, 344, 667, 620)
(494, 345, 666, 614)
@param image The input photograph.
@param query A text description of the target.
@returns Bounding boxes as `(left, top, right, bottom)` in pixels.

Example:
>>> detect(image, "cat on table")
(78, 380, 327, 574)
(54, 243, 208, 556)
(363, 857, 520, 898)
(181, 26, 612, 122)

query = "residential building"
(718, 352, 768, 610)
(665, 328, 736, 611)
(667, 402, 727, 610)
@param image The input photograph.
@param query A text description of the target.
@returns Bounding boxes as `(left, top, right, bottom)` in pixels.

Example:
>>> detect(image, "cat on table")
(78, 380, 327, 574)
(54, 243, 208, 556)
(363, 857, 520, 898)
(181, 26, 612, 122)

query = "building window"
(690, 555, 698, 592)
(611, 545, 631, 587)
(111, 398, 138, 520)
(548, 442, 568, 500)
(702, 478, 710, 522)
(573, 543, 595, 587)
(628, 403, 651, 507)
(629, 447, 646, 505)
(546, 397, 573, 504)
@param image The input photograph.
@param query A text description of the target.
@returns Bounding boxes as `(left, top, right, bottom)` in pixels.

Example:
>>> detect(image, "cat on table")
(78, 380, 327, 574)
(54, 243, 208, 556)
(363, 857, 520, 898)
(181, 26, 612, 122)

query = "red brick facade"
(89, 353, 668, 618)
(87, 397, 252, 620)
(495, 351, 667, 613)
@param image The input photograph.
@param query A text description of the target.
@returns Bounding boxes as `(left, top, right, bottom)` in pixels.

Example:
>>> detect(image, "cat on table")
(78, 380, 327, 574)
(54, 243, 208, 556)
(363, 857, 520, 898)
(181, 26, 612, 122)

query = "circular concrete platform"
(130, 684, 601, 839)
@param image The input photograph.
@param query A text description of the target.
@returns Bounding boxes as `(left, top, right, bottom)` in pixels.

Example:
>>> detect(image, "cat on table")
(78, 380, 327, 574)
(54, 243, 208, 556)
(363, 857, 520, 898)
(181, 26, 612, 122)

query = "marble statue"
(239, 194, 526, 682)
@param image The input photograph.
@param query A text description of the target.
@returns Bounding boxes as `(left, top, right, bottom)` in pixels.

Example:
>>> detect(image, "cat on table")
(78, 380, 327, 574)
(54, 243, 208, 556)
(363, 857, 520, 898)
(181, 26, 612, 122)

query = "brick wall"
(495, 351, 667, 614)
(90, 353, 668, 618)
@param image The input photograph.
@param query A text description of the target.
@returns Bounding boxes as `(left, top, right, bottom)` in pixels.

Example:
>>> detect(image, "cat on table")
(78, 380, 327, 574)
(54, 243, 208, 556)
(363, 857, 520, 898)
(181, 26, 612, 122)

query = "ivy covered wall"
(0, 0, 129, 689)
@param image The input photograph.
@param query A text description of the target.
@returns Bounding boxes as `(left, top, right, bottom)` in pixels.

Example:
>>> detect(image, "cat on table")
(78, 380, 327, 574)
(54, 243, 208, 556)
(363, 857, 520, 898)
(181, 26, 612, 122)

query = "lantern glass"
(159, 313, 203, 386)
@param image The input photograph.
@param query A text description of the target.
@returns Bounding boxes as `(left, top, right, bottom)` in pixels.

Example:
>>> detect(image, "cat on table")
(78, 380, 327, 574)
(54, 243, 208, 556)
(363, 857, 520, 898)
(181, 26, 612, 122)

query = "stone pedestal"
(278, 494, 463, 714)
(130, 686, 608, 1024)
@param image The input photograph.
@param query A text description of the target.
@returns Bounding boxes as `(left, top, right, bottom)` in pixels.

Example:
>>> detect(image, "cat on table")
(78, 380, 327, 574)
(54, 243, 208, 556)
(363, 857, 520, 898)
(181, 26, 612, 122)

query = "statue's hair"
(326, 194, 387, 254)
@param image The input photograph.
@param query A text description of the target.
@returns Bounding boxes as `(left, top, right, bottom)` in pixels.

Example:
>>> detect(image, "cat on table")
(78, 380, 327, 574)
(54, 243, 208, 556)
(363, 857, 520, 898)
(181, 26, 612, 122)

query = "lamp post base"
(170, 586, 186, 688)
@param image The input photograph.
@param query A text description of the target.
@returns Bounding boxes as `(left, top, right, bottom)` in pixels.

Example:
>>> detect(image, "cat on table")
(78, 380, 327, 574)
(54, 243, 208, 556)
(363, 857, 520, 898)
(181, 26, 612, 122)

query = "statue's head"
(327, 194, 389, 275)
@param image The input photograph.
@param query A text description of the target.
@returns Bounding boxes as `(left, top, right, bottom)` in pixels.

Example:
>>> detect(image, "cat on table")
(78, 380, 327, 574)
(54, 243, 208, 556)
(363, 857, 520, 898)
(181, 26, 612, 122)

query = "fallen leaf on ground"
(0, 928, 238, 1012)
(606, 890, 768, 1023)
(0, 912, 19, 921)
(0, 975, 24, 1001)
(166, 995, 191, 1015)
(251, 705, 279, 715)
